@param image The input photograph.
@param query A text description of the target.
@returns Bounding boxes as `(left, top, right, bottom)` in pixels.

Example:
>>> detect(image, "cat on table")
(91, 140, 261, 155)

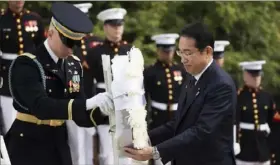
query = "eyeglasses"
(176, 50, 199, 57)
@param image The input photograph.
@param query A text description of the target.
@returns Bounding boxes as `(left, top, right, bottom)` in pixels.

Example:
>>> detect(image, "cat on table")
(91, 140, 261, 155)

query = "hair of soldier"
(180, 22, 214, 52)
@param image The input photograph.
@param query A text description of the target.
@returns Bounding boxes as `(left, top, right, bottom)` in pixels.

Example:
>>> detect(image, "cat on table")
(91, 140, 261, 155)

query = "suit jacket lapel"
(176, 62, 215, 128)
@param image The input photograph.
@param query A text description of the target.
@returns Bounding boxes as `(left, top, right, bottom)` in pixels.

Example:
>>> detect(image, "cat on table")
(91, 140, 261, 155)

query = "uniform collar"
(193, 58, 213, 82)
(44, 39, 59, 63)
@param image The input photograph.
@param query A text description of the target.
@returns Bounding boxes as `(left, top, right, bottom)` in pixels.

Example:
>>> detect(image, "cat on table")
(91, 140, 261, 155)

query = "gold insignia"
(71, 55, 80, 61)
(157, 81, 161, 85)
(264, 105, 268, 110)
(242, 106, 247, 111)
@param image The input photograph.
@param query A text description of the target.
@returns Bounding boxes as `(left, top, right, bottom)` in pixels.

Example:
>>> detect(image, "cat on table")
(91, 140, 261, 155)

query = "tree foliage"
(1, 1, 280, 95)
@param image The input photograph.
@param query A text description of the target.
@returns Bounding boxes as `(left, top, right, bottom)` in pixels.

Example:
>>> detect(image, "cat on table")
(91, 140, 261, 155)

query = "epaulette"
(71, 55, 80, 62)
(237, 87, 243, 95)
(21, 53, 36, 59)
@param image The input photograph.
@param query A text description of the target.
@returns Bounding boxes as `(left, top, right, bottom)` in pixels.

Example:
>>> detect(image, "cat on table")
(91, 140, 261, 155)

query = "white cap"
(74, 3, 92, 14)
(239, 60, 266, 70)
(151, 33, 179, 45)
(214, 40, 230, 52)
(97, 8, 127, 22)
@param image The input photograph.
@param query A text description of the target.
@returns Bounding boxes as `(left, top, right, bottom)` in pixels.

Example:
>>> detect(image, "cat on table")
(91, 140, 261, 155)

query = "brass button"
(20, 133, 24, 137)
(81, 45, 86, 49)
(166, 73, 171, 78)
(16, 18, 20, 23)
(169, 95, 173, 100)
(114, 47, 118, 53)
(165, 68, 170, 73)
(110, 43, 114, 47)
(19, 37, 23, 42)
(169, 90, 173, 94)
(252, 99, 257, 103)
(157, 81, 161, 85)
(242, 106, 247, 111)
(238, 133, 242, 137)
(168, 84, 172, 88)
(18, 31, 22, 36)
(19, 44, 24, 49)
(17, 24, 21, 29)
(154, 111, 158, 115)
(31, 33, 35, 38)
(81, 40, 85, 44)
(272, 154, 275, 158)
(255, 120, 259, 124)
(82, 51, 87, 56)
(167, 79, 172, 83)
(252, 93, 256, 97)
(254, 115, 258, 119)
(19, 50, 24, 55)
(2, 66, 6, 70)
(253, 104, 257, 109)
(64, 88, 67, 93)
(264, 105, 268, 110)
(254, 109, 258, 113)
(49, 89, 52, 93)
(5, 35, 9, 39)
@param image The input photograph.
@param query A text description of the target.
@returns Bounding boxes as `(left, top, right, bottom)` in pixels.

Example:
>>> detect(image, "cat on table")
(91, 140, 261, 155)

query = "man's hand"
(123, 146, 153, 161)
(86, 92, 114, 115)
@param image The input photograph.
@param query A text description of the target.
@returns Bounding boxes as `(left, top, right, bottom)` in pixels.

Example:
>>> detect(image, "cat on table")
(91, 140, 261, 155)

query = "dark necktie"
(57, 59, 64, 72)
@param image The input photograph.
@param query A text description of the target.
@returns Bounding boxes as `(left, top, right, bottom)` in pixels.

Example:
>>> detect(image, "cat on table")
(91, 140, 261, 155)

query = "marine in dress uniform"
(86, 8, 132, 165)
(213, 40, 230, 67)
(144, 33, 185, 165)
(67, 3, 104, 165)
(0, 1, 45, 135)
(5, 2, 113, 165)
(235, 60, 274, 165)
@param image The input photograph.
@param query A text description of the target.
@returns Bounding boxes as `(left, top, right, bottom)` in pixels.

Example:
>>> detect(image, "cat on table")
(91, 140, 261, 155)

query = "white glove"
(234, 142, 241, 155)
(86, 92, 114, 116)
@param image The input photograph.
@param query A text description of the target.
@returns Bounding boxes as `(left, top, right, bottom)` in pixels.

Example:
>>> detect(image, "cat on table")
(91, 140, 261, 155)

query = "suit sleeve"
(11, 57, 102, 127)
(156, 83, 234, 163)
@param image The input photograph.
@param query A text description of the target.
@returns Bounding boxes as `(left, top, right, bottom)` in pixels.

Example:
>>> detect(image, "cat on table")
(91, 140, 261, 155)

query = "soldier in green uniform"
(5, 2, 113, 165)
(86, 7, 132, 165)
(144, 33, 185, 165)
(0, 0, 45, 136)
(235, 60, 274, 165)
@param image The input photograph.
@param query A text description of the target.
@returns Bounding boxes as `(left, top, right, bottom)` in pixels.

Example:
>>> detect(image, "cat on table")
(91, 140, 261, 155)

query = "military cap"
(239, 60, 266, 76)
(151, 33, 179, 52)
(213, 40, 230, 59)
(74, 3, 93, 14)
(50, 2, 93, 47)
(97, 8, 127, 26)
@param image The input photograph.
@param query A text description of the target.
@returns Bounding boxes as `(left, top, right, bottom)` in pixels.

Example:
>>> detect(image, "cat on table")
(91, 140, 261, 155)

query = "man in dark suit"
(124, 22, 237, 165)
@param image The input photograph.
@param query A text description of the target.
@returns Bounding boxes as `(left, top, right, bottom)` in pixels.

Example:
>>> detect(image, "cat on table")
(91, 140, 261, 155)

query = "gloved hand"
(234, 142, 241, 155)
(86, 92, 114, 116)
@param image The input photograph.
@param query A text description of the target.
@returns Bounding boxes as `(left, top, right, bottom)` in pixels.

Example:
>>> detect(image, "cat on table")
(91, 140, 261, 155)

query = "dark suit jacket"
(149, 61, 237, 165)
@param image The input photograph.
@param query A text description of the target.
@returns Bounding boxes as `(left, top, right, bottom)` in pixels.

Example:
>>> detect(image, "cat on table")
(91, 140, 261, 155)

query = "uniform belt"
(239, 122, 269, 131)
(16, 112, 65, 127)
(96, 82, 105, 89)
(1, 53, 19, 60)
(151, 100, 178, 111)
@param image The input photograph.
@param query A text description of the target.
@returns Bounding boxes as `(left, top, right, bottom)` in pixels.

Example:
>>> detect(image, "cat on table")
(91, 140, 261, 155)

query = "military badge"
(173, 71, 182, 81)
(24, 20, 38, 32)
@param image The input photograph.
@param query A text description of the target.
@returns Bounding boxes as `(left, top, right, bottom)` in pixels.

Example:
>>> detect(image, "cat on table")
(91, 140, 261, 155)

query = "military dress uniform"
(235, 61, 274, 165)
(0, 7, 45, 135)
(5, 2, 108, 165)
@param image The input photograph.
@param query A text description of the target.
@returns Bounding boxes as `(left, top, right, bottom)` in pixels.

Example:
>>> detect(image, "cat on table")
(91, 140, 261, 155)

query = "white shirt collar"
(44, 39, 59, 63)
(194, 58, 213, 82)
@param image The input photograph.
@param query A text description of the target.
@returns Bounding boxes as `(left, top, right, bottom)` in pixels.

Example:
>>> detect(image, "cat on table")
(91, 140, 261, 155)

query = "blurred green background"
(1, 1, 280, 100)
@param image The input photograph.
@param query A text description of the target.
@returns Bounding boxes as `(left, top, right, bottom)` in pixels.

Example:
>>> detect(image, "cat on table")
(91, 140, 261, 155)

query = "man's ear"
(205, 46, 213, 56)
